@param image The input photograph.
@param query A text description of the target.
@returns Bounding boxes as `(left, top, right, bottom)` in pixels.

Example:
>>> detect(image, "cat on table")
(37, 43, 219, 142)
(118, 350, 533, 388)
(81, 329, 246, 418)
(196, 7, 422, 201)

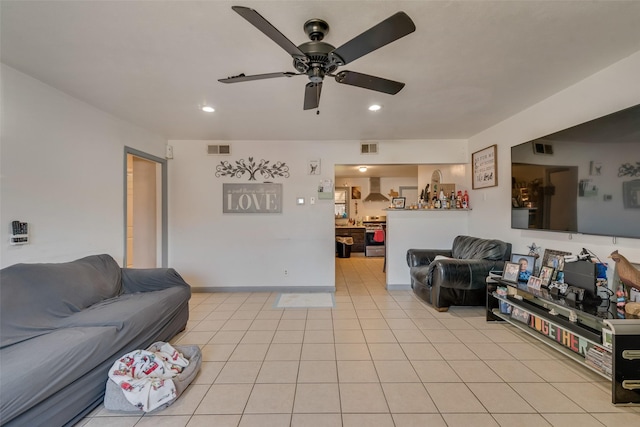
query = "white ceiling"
(2, 1, 640, 142)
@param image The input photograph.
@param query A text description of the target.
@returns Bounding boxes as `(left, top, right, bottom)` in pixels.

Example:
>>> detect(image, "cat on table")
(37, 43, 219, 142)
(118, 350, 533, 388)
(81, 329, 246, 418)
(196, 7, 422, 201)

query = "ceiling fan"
(219, 6, 416, 110)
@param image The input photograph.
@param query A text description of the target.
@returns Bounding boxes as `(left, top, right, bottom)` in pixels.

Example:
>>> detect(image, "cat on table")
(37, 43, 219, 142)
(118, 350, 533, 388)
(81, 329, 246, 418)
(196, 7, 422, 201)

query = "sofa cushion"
(0, 254, 122, 348)
(58, 286, 189, 331)
(451, 235, 510, 261)
(0, 326, 120, 423)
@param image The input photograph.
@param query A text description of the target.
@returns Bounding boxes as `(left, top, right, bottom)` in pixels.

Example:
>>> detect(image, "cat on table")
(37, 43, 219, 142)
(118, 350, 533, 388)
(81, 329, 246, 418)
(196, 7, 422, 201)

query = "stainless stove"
(363, 220, 386, 257)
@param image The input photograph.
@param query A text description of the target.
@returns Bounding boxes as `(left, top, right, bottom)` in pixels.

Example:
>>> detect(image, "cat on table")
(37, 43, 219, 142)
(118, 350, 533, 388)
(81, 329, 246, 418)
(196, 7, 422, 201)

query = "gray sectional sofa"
(0, 254, 191, 427)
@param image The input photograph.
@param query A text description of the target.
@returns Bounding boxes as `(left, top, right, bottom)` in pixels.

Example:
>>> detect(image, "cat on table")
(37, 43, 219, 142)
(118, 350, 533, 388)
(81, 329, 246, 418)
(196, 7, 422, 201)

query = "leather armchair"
(407, 235, 512, 311)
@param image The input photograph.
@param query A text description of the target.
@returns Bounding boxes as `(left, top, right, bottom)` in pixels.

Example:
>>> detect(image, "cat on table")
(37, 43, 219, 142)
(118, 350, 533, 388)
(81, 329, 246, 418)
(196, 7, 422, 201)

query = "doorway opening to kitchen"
(334, 164, 418, 261)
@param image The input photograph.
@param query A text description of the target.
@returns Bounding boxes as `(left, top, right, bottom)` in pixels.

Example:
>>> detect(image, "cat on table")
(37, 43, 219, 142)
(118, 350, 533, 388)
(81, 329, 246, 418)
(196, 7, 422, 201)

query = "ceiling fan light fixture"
(368, 104, 382, 112)
(359, 166, 368, 172)
(202, 106, 215, 113)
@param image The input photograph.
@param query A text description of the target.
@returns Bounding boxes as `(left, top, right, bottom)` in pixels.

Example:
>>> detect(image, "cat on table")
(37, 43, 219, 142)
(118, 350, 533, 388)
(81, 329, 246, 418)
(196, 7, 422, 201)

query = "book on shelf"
(585, 345, 612, 376)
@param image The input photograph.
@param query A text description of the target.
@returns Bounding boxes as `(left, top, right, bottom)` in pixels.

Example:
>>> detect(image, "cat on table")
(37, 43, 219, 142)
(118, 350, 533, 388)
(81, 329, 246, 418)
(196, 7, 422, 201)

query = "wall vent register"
(207, 144, 231, 155)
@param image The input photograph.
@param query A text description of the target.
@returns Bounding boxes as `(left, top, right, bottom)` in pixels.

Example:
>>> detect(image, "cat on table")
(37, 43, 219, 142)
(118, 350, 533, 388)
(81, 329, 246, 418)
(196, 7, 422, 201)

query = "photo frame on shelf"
(539, 266, 554, 287)
(542, 249, 571, 271)
(502, 262, 520, 283)
(510, 253, 535, 282)
(392, 197, 406, 209)
(527, 276, 542, 290)
(472, 144, 497, 189)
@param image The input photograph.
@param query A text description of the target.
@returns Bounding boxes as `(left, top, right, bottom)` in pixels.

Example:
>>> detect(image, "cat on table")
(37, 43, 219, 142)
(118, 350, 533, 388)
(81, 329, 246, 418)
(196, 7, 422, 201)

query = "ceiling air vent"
(361, 142, 378, 154)
(207, 144, 231, 155)
(532, 141, 553, 155)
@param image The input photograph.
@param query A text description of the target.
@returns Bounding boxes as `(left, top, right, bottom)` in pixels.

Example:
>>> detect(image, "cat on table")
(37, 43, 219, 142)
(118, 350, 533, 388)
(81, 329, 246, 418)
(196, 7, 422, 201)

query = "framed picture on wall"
(308, 159, 321, 175)
(472, 144, 497, 189)
(351, 186, 361, 200)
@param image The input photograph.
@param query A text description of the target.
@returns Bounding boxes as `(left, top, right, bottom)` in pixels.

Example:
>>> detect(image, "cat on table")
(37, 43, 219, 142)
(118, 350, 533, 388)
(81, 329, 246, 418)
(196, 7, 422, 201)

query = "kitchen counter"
(335, 227, 365, 252)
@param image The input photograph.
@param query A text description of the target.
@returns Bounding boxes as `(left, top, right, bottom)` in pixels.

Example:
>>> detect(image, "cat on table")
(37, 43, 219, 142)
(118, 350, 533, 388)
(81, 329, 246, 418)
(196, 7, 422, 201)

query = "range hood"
(363, 177, 390, 202)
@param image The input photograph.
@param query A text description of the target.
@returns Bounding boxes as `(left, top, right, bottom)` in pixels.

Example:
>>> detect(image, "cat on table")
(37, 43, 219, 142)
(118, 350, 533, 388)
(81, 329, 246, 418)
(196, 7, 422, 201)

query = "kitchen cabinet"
(335, 227, 365, 253)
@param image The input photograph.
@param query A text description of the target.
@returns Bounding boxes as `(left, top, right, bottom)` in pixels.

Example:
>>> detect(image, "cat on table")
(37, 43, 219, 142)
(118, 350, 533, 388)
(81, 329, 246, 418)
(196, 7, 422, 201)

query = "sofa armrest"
(121, 268, 191, 294)
(406, 249, 453, 267)
(431, 258, 506, 291)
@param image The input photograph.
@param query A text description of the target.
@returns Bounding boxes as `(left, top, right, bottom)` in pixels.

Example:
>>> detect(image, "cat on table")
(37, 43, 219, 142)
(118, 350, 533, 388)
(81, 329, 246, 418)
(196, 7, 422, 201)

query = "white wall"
(468, 51, 640, 285)
(168, 139, 467, 290)
(0, 65, 167, 267)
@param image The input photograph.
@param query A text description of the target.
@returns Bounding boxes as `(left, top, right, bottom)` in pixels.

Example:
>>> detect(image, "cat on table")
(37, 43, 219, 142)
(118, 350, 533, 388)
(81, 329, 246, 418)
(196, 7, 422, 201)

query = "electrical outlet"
(284, 269, 288, 277)
(310, 197, 316, 205)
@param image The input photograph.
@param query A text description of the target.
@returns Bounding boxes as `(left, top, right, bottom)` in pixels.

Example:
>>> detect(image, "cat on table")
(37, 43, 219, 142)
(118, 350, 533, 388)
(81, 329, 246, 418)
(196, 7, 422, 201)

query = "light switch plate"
(296, 197, 305, 205)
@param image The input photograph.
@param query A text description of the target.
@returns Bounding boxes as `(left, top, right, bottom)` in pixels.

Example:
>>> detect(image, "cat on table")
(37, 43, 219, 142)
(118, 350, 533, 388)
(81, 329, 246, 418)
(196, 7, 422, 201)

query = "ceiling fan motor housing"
(294, 40, 340, 81)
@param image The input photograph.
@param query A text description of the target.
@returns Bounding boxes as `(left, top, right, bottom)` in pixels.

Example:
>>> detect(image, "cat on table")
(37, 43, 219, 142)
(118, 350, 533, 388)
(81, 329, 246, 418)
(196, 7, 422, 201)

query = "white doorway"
(124, 147, 167, 268)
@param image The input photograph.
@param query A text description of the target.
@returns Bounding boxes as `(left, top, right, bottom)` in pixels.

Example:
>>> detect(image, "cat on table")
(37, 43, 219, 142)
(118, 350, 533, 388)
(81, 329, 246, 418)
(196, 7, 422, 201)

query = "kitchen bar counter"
(384, 208, 471, 212)
(385, 208, 470, 290)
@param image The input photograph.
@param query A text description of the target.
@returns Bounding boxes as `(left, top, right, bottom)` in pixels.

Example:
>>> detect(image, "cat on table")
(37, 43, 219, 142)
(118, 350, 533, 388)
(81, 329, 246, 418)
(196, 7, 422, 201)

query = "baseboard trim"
(191, 286, 335, 293)
(386, 284, 412, 291)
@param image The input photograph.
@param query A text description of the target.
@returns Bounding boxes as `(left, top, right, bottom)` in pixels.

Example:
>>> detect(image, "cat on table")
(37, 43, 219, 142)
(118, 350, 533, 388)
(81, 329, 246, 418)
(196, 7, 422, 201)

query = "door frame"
(124, 146, 168, 268)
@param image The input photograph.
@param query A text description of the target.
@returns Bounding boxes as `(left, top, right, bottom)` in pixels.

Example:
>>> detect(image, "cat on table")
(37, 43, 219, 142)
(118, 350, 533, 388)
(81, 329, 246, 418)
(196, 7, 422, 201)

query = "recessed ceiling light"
(202, 106, 215, 113)
(368, 104, 381, 112)
(359, 166, 368, 172)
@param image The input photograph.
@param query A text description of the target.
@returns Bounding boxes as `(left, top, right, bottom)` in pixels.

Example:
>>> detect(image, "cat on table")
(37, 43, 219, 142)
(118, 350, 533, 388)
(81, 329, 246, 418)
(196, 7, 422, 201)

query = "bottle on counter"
(463, 190, 470, 209)
(439, 190, 446, 209)
(450, 191, 456, 209)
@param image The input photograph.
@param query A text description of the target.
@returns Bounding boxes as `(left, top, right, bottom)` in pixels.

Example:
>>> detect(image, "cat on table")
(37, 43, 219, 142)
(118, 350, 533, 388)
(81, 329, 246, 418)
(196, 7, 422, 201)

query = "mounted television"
(511, 104, 640, 239)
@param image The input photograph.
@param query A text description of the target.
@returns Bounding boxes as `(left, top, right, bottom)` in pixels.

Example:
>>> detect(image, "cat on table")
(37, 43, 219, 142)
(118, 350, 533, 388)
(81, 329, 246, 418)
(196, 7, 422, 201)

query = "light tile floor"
(79, 255, 639, 427)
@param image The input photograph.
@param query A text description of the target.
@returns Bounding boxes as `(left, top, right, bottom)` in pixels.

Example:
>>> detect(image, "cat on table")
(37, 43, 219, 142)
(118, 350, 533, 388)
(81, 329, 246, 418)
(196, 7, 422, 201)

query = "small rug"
(275, 293, 335, 308)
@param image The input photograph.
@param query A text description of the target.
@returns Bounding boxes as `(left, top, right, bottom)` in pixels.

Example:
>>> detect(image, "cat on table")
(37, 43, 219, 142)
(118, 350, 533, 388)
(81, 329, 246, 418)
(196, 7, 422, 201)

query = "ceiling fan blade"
(232, 6, 307, 61)
(218, 72, 298, 83)
(334, 71, 405, 94)
(304, 82, 322, 110)
(329, 12, 415, 65)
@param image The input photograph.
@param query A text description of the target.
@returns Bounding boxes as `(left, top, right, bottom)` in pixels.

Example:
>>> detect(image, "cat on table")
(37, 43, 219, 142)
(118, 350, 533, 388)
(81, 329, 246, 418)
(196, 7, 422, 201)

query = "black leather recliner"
(407, 235, 512, 311)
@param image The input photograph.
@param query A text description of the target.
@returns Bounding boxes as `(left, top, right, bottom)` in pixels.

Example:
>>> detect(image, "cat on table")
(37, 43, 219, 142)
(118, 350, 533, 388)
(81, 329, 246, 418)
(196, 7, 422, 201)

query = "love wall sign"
(223, 183, 282, 213)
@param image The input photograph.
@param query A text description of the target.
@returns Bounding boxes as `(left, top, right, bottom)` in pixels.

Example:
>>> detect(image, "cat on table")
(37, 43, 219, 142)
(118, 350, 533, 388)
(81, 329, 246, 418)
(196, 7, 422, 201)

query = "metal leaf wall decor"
(618, 162, 640, 177)
(215, 157, 290, 181)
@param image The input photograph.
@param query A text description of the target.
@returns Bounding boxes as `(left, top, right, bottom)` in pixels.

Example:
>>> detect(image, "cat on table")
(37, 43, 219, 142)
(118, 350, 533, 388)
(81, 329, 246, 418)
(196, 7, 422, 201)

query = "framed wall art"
(351, 186, 361, 200)
(308, 159, 321, 175)
(472, 144, 497, 189)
